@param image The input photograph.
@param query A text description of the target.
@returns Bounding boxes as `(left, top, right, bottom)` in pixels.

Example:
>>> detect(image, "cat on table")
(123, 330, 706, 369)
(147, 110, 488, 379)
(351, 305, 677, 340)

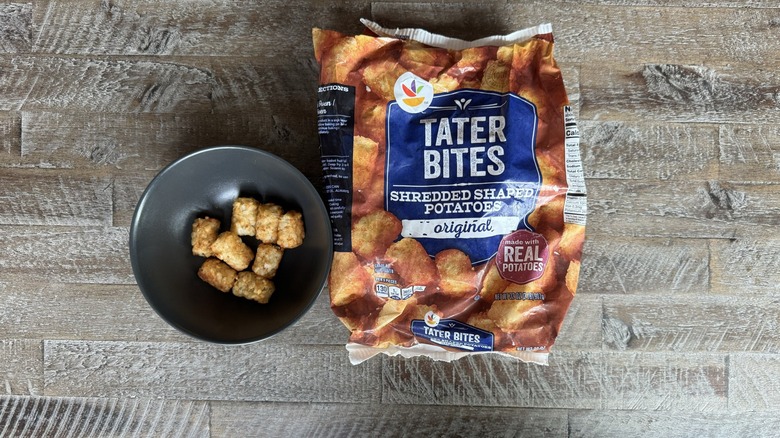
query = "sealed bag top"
(313, 21, 586, 365)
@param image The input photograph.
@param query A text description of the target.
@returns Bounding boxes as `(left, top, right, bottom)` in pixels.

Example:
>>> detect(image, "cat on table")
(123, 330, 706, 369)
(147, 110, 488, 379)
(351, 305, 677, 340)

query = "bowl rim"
(128, 144, 333, 345)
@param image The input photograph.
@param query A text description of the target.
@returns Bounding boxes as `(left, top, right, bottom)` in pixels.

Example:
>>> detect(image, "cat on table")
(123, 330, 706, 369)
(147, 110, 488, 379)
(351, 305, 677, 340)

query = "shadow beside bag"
(313, 20, 587, 365)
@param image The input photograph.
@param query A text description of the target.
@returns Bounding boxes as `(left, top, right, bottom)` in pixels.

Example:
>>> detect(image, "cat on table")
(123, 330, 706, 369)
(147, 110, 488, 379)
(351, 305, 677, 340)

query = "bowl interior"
(130, 146, 332, 343)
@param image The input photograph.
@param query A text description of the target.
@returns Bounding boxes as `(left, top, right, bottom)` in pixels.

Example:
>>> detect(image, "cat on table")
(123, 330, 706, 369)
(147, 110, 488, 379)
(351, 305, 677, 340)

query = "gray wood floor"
(1, 0, 779, 436)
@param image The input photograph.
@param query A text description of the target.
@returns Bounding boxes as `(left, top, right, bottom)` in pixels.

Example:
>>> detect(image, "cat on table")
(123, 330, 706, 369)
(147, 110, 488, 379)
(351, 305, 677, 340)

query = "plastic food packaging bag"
(313, 20, 586, 365)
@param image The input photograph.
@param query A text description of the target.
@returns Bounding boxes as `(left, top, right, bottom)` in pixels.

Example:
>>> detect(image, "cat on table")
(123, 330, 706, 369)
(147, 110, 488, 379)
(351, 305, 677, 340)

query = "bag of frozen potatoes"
(313, 19, 586, 364)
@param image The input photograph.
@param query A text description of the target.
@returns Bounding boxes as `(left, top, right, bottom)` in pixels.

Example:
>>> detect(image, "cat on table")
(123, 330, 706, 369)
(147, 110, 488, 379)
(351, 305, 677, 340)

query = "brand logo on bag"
(394, 72, 434, 113)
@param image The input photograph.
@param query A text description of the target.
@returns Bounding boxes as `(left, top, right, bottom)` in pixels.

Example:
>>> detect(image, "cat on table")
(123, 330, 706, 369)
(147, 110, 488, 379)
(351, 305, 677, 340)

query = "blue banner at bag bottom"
(411, 316, 494, 352)
(385, 81, 540, 265)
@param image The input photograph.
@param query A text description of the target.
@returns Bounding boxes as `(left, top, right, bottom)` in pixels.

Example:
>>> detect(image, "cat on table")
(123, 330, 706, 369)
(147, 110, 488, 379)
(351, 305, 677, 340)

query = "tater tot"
(329, 252, 372, 307)
(198, 258, 237, 293)
(230, 197, 259, 236)
(252, 243, 284, 279)
(352, 210, 402, 260)
(435, 249, 477, 297)
(353, 136, 379, 193)
(209, 231, 254, 271)
(277, 210, 305, 249)
(255, 203, 283, 243)
(191, 217, 220, 257)
(232, 271, 275, 304)
(384, 238, 439, 288)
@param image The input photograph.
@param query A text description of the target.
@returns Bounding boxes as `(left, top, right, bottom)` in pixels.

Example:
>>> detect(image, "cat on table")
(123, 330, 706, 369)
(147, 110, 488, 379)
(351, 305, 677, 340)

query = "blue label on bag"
(411, 313, 494, 352)
(386, 78, 540, 264)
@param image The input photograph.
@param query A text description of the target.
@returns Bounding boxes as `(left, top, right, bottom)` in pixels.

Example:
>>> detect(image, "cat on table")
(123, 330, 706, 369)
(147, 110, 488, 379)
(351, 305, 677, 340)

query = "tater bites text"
(352, 210, 402, 259)
(255, 203, 283, 244)
(210, 231, 254, 271)
(252, 243, 284, 279)
(277, 210, 305, 249)
(232, 271, 275, 304)
(191, 217, 220, 257)
(230, 197, 259, 236)
(198, 258, 237, 293)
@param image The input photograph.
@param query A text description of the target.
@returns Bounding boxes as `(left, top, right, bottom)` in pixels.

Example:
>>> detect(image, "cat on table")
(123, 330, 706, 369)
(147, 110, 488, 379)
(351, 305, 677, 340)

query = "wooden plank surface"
(0, 0, 778, 435)
(0, 395, 209, 437)
(210, 402, 569, 437)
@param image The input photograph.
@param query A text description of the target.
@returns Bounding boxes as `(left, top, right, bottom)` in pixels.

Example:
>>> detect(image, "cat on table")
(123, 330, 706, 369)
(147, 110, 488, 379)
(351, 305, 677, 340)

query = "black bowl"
(129, 145, 333, 343)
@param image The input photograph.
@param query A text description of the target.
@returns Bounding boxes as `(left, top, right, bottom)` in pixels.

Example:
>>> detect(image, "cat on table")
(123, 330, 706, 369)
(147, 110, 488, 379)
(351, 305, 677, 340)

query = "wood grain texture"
(0, 111, 21, 157)
(43, 341, 380, 403)
(581, 122, 719, 180)
(710, 232, 780, 295)
(382, 351, 727, 411)
(553, 294, 603, 351)
(603, 295, 780, 353)
(0, 3, 31, 53)
(586, 179, 744, 238)
(20, 111, 320, 177)
(0, 226, 132, 284)
(0, 55, 214, 113)
(0, 169, 111, 226)
(578, 237, 709, 295)
(0, 339, 42, 396)
(729, 353, 780, 411)
(33, 0, 371, 57)
(569, 410, 780, 438)
(210, 401, 568, 437)
(718, 124, 780, 183)
(580, 63, 780, 124)
(0, 395, 209, 437)
(0, 282, 186, 342)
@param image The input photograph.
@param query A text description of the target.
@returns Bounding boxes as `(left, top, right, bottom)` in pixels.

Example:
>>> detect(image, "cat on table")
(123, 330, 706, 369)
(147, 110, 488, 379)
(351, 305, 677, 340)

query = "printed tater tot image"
(478, 259, 510, 301)
(314, 31, 388, 84)
(502, 249, 560, 294)
(361, 58, 409, 101)
(354, 88, 387, 144)
(374, 296, 417, 331)
(486, 298, 545, 331)
(384, 238, 439, 288)
(352, 135, 379, 193)
(446, 46, 497, 83)
(399, 41, 453, 80)
(557, 223, 586, 262)
(351, 210, 402, 260)
(329, 251, 372, 307)
(429, 73, 461, 93)
(351, 163, 385, 218)
(480, 59, 511, 93)
(565, 259, 581, 294)
(536, 148, 568, 192)
(527, 194, 565, 233)
(435, 249, 477, 297)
